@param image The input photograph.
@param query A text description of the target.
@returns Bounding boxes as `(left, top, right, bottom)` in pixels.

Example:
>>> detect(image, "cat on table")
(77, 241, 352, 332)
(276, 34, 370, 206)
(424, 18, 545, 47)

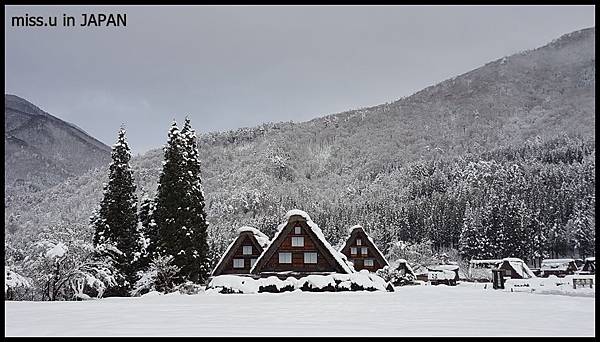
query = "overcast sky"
(4, 5, 595, 154)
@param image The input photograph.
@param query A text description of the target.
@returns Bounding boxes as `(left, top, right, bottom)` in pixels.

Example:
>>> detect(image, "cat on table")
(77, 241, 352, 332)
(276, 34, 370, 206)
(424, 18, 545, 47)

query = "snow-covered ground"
(4, 282, 595, 336)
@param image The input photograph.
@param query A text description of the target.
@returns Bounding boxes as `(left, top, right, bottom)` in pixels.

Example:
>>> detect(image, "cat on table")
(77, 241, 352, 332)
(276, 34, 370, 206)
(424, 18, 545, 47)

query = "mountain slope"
(4, 94, 111, 197)
(5, 27, 595, 254)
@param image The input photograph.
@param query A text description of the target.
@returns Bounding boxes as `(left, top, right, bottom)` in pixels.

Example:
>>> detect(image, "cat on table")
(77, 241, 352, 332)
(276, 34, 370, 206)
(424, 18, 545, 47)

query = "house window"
(361, 247, 368, 255)
(233, 258, 245, 268)
(304, 252, 317, 264)
(291, 236, 304, 247)
(242, 245, 252, 255)
(250, 258, 257, 268)
(279, 252, 292, 264)
(351, 247, 357, 255)
(364, 259, 374, 267)
(356, 238, 362, 246)
(295, 226, 301, 234)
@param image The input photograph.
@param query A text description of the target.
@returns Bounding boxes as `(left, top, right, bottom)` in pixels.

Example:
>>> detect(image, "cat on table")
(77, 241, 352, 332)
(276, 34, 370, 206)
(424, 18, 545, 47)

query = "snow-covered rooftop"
(585, 257, 595, 262)
(470, 259, 502, 264)
(251, 209, 354, 274)
(542, 258, 575, 263)
(348, 224, 363, 233)
(428, 264, 459, 271)
(541, 259, 576, 271)
(502, 258, 535, 278)
(237, 226, 270, 248)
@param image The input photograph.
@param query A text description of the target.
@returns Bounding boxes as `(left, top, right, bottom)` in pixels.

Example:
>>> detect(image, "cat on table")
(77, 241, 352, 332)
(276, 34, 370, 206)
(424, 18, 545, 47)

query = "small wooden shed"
(496, 258, 535, 279)
(211, 226, 270, 277)
(339, 225, 389, 272)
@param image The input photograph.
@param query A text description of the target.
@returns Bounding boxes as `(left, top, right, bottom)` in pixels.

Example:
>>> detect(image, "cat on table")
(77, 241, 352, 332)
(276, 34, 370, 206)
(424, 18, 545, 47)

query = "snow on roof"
(542, 258, 575, 263)
(338, 224, 389, 267)
(251, 209, 353, 274)
(540, 259, 575, 271)
(348, 224, 363, 233)
(428, 264, 459, 271)
(585, 257, 595, 262)
(237, 226, 270, 248)
(503, 258, 535, 278)
(541, 259, 576, 271)
(470, 259, 502, 264)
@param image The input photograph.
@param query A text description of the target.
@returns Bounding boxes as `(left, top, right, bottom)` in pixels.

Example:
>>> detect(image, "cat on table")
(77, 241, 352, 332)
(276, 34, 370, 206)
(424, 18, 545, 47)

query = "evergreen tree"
(137, 192, 157, 270)
(571, 196, 595, 259)
(90, 127, 140, 296)
(154, 119, 210, 284)
(180, 118, 210, 282)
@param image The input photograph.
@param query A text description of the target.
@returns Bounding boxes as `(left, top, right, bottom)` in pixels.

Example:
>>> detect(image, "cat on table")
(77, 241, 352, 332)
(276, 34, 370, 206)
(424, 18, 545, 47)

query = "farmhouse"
(579, 257, 595, 274)
(468, 259, 502, 282)
(540, 258, 579, 277)
(250, 209, 354, 277)
(427, 264, 460, 285)
(496, 258, 535, 279)
(339, 225, 389, 272)
(211, 226, 270, 277)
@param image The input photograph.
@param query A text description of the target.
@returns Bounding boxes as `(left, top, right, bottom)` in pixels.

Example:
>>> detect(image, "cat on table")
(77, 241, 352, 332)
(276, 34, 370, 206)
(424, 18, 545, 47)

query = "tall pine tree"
(90, 127, 140, 296)
(137, 192, 157, 270)
(154, 119, 210, 284)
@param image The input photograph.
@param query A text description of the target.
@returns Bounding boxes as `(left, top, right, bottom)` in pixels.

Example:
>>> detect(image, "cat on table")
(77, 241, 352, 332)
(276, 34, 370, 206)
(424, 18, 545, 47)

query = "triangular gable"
(339, 225, 389, 270)
(211, 227, 269, 276)
(251, 209, 353, 274)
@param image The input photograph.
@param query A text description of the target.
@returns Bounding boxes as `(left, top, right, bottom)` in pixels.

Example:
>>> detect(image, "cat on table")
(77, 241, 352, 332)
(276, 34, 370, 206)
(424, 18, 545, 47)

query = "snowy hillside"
(5, 27, 595, 273)
(4, 94, 111, 203)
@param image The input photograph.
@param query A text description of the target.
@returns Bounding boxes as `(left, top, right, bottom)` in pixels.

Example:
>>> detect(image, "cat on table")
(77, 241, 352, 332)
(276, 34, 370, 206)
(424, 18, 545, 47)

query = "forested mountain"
(4, 94, 111, 203)
(5, 27, 595, 276)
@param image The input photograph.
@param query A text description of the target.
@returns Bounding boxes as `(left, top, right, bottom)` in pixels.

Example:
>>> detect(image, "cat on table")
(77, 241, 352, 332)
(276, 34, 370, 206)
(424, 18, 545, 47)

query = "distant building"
(211, 226, 270, 277)
(468, 259, 502, 282)
(496, 258, 536, 279)
(540, 259, 579, 277)
(250, 210, 354, 277)
(578, 257, 595, 275)
(339, 225, 389, 272)
(427, 264, 459, 286)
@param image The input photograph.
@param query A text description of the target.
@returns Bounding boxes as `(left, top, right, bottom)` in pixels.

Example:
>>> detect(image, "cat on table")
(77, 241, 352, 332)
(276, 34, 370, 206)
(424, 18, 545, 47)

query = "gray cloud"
(5, 5, 595, 153)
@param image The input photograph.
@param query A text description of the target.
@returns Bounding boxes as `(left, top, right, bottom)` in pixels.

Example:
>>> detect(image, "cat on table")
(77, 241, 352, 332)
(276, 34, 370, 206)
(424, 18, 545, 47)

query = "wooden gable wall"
(340, 227, 388, 272)
(251, 215, 348, 275)
(212, 232, 266, 276)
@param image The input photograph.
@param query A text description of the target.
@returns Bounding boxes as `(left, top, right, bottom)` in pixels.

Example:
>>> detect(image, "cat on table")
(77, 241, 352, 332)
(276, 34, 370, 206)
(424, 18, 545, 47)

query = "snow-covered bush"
(176, 281, 204, 295)
(376, 265, 416, 286)
(131, 255, 180, 296)
(257, 276, 296, 293)
(4, 267, 33, 300)
(20, 235, 119, 301)
(206, 271, 393, 294)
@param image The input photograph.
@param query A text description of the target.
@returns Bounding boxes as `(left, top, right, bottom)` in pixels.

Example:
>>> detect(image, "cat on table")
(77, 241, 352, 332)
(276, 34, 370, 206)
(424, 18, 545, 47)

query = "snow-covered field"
(4, 283, 595, 336)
